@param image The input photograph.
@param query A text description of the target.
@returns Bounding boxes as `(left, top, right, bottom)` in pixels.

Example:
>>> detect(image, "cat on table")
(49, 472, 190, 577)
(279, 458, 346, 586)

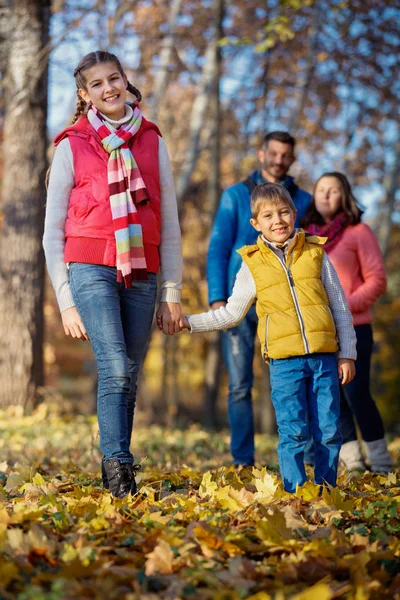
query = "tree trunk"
(376, 138, 400, 258)
(203, 0, 224, 430)
(0, 0, 50, 409)
(150, 0, 183, 122)
(287, 2, 320, 134)
(0, 0, 11, 78)
(174, 5, 224, 211)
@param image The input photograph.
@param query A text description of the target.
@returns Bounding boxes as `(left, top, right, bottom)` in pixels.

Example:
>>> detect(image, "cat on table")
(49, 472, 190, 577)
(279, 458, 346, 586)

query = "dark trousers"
(340, 324, 385, 443)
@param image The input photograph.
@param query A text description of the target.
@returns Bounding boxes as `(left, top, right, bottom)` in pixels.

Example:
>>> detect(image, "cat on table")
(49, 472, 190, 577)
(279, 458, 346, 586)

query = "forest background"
(0, 0, 399, 436)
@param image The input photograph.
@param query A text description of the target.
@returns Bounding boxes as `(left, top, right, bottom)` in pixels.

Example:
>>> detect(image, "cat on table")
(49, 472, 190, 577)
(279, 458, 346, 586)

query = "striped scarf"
(87, 102, 148, 286)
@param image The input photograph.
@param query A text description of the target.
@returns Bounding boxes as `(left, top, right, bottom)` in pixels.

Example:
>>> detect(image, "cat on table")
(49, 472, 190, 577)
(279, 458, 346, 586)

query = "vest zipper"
(276, 252, 310, 355)
(264, 315, 270, 361)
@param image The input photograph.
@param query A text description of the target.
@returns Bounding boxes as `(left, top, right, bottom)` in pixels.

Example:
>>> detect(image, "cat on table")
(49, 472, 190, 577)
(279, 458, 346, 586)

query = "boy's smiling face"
(250, 200, 297, 244)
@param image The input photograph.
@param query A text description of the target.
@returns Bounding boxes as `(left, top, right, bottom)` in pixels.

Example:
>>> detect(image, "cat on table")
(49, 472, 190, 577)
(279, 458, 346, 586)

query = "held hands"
(61, 306, 89, 341)
(338, 358, 356, 385)
(156, 302, 188, 335)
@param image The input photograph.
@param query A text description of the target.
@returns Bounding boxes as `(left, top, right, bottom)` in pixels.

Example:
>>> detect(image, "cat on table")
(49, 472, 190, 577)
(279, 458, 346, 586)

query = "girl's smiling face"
(78, 62, 128, 120)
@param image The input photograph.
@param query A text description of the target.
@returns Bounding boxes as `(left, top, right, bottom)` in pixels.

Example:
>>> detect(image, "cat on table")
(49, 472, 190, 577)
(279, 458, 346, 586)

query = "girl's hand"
(61, 307, 89, 341)
(156, 302, 185, 335)
(338, 358, 355, 385)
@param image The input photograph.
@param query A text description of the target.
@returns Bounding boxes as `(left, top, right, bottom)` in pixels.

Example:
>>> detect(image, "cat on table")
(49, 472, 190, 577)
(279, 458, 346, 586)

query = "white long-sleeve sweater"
(188, 238, 357, 361)
(43, 107, 182, 313)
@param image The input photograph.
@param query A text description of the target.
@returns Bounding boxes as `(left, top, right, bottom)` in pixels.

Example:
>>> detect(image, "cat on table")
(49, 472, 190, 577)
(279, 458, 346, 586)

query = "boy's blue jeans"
(269, 353, 342, 493)
(221, 304, 257, 466)
(69, 263, 157, 464)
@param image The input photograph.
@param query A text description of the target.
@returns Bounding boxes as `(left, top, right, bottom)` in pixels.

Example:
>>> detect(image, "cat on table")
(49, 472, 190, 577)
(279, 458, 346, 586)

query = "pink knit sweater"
(326, 223, 386, 326)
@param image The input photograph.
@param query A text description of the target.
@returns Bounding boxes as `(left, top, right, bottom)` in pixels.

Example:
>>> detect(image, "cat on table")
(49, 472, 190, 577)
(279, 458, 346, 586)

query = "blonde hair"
(250, 182, 296, 218)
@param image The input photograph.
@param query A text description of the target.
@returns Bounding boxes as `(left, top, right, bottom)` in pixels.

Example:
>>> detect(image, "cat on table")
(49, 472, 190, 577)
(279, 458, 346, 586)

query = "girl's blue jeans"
(269, 353, 342, 493)
(69, 263, 157, 464)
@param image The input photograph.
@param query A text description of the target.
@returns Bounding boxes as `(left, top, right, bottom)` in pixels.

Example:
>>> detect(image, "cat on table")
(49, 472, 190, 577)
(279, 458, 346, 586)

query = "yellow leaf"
(199, 471, 218, 498)
(229, 487, 255, 509)
(246, 593, 272, 600)
(295, 481, 321, 500)
(253, 471, 278, 501)
(145, 539, 174, 575)
(256, 509, 292, 544)
(0, 561, 19, 587)
(354, 586, 368, 600)
(0, 508, 10, 525)
(89, 516, 109, 531)
(384, 472, 397, 486)
(32, 473, 45, 486)
(322, 487, 355, 511)
(4, 472, 25, 492)
(61, 543, 79, 563)
(145, 511, 170, 524)
(291, 582, 333, 600)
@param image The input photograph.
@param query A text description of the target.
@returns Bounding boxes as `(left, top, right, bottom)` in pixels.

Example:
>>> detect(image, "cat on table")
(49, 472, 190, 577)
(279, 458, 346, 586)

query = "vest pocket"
(67, 189, 91, 223)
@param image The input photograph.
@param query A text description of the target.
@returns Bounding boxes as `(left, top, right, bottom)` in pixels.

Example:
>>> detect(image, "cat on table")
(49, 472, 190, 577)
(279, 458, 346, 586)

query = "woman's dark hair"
(302, 171, 363, 228)
(72, 50, 142, 124)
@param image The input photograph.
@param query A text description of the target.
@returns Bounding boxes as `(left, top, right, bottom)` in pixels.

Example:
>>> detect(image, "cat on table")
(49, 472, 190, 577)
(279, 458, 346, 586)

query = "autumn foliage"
(0, 404, 399, 599)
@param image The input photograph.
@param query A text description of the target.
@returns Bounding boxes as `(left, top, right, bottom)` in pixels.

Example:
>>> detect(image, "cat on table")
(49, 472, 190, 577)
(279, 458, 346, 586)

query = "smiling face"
(314, 176, 344, 222)
(250, 200, 297, 244)
(78, 61, 128, 120)
(257, 140, 295, 183)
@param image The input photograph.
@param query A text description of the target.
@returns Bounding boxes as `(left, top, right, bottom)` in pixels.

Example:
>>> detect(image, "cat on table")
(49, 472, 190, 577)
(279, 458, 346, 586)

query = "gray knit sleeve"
(43, 138, 75, 312)
(321, 253, 357, 360)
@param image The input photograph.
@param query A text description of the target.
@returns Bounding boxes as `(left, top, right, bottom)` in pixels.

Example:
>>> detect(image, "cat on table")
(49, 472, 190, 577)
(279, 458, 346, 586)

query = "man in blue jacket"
(207, 131, 311, 467)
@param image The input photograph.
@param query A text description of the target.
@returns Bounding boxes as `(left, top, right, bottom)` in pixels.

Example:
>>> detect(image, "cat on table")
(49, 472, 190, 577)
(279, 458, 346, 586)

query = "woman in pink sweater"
(303, 172, 392, 472)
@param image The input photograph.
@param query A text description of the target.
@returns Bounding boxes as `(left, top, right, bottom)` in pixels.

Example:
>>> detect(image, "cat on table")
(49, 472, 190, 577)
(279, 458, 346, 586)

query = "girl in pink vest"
(303, 172, 392, 473)
(43, 51, 184, 497)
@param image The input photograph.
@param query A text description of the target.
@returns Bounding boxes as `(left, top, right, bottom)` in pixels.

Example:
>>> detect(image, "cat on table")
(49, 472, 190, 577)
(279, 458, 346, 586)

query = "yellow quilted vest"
(237, 231, 338, 361)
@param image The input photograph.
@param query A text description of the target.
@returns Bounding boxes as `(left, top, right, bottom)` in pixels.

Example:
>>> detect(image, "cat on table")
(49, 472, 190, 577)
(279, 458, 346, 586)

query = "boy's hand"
(182, 316, 190, 329)
(338, 358, 355, 385)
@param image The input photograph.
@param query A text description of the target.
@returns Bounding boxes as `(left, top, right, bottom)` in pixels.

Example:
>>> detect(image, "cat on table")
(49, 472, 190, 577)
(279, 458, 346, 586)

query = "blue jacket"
(207, 171, 312, 304)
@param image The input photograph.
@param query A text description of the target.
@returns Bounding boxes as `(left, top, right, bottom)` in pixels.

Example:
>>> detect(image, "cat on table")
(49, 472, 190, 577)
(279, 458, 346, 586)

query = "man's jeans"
(69, 263, 157, 464)
(270, 353, 342, 493)
(221, 304, 257, 466)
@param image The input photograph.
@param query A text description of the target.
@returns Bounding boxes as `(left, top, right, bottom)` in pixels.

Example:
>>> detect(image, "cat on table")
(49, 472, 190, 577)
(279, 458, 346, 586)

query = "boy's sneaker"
(103, 459, 133, 498)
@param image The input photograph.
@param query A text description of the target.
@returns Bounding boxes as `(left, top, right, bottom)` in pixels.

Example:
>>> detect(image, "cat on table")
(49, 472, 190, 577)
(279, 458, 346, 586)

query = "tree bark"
(287, 2, 320, 134)
(203, 0, 224, 430)
(376, 138, 400, 258)
(174, 5, 224, 211)
(150, 0, 183, 122)
(0, 0, 50, 409)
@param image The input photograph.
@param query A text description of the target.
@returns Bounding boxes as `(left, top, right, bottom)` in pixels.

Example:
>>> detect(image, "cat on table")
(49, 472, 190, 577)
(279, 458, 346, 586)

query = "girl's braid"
(72, 93, 87, 124)
(127, 81, 142, 102)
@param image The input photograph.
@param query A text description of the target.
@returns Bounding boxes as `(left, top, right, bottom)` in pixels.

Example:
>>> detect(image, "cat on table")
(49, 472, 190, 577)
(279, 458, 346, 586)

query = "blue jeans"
(69, 263, 157, 464)
(221, 304, 257, 465)
(269, 353, 342, 493)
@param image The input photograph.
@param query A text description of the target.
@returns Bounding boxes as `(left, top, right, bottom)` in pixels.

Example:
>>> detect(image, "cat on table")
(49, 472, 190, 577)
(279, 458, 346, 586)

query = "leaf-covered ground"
(0, 404, 399, 600)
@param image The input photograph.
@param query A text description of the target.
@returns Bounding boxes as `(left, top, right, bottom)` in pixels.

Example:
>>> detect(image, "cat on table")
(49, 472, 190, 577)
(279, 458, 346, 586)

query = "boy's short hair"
(251, 183, 296, 218)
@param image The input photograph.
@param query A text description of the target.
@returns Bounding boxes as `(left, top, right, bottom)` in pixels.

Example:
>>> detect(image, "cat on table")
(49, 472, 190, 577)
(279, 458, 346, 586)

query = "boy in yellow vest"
(182, 182, 357, 493)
